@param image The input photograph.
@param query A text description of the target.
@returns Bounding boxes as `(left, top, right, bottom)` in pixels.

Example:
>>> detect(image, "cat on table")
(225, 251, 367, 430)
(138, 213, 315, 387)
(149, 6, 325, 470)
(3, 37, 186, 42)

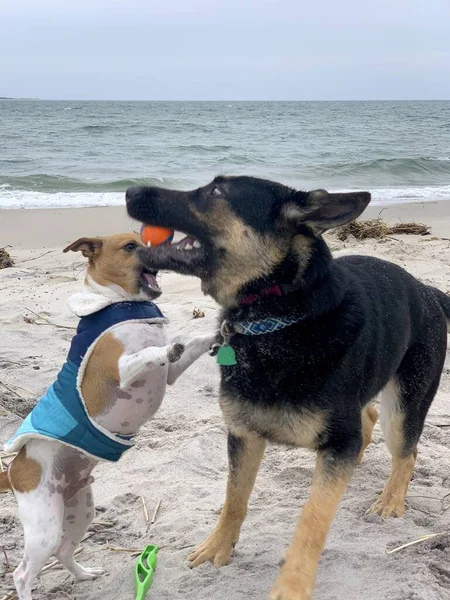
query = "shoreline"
(1, 199, 450, 248)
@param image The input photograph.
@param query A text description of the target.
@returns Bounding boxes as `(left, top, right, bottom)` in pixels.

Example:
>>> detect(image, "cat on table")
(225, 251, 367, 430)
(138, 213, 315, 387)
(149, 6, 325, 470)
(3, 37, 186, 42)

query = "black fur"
(126, 176, 449, 469)
(126, 174, 450, 594)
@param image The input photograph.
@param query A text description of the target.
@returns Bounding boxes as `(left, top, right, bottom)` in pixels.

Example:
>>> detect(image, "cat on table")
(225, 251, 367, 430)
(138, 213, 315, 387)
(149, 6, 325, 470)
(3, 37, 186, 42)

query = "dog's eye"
(123, 242, 138, 252)
(211, 187, 222, 197)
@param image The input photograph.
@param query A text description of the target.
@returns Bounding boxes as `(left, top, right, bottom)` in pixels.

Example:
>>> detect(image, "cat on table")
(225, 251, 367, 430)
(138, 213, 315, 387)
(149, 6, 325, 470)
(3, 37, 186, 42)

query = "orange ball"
(140, 225, 174, 246)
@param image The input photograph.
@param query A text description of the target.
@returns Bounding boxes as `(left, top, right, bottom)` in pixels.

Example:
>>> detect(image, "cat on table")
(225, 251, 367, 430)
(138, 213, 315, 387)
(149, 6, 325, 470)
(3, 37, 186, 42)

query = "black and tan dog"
(126, 176, 450, 599)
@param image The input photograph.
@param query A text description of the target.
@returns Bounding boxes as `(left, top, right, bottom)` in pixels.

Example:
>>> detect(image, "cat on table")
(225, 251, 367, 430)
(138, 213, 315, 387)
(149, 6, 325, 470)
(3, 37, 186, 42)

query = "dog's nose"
(125, 186, 147, 205)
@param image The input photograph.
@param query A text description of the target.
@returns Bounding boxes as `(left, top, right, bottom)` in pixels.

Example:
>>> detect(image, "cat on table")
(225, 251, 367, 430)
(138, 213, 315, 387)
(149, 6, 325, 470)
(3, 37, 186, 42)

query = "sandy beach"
(2, 201, 450, 600)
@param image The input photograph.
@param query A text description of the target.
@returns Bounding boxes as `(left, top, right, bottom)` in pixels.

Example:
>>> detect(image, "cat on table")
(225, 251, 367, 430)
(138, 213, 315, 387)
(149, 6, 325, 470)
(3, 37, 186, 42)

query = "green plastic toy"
(135, 545, 159, 600)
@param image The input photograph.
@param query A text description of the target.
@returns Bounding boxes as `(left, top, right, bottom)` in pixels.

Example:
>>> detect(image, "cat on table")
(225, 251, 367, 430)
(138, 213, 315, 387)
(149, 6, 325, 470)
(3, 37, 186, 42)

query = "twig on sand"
(106, 544, 142, 555)
(40, 547, 83, 575)
(407, 495, 443, 501)
(440, 491, 450, 514)
(2, 546, 10, 570)
(151, 499, 162, 525)
(386, 532, 444, 555)
(142, 496, 149, 526)
(92, 520, 115, 527)
(1, 594, 17, 600)
(24, 307, 76, 330)
(7, 382, 34, 397)
(0, 380, 26, 400)
(81, 531, 96, 543)
(18, 250, 53, 264)
(410, 506, 438, 518)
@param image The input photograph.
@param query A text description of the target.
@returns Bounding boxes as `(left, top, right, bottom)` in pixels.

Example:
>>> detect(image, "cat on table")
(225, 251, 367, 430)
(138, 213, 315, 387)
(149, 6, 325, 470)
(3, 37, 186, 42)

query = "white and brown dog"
(0, 233, 216, 600)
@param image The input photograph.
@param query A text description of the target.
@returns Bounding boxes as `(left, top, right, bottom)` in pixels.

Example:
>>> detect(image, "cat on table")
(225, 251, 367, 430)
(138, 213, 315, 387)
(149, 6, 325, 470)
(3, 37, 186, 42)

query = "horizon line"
(1, 97, 450, 102)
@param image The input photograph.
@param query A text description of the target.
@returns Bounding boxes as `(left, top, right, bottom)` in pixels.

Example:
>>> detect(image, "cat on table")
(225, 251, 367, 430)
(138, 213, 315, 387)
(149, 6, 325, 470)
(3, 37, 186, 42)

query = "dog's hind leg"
(367, 378, 417, 517)
(55, 485, 105, 581)
(368, 338, 445, 518)
(356, 403, 378, 464)
(13, 490, 64, 600)
(188, 432, 266, 568)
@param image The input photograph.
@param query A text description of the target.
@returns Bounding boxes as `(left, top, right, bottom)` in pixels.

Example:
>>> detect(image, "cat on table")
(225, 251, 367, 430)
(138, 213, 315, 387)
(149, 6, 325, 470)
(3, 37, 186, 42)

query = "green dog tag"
(217, 345, 237, 366)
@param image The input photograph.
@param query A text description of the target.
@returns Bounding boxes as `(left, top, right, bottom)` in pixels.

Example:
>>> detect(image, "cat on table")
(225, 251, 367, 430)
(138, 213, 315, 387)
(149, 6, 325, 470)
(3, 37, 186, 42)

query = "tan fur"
(356, 403, 379, 464)
(81, 332, 123, 417)
(270, 453, 351, 600)
(365, 378, 416, 517)
(367, 453, 416, 517)
(292, 234, 314, 275)
(192, 201, 287, 307)
(188, 434, 266, 568)
(9, 447, 42, 493)
(64, 233, 144, 295)
(0, 470, 11, 491)
(220, 394, 328, 449)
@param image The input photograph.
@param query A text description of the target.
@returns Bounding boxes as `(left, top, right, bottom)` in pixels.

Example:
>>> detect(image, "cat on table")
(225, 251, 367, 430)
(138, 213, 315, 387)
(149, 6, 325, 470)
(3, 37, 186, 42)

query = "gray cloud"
(1, 0, 449, 100)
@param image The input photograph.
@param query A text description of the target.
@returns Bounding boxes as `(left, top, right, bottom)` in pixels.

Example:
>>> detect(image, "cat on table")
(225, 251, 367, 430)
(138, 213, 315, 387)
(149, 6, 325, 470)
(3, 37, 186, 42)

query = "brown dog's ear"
(63, 237, 103, 258)
(282, 189, 371, 234)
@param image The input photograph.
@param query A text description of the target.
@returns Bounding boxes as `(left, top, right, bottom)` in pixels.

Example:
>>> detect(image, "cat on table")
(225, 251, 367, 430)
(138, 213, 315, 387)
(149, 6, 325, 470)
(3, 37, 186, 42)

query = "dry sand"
(2, 203, 450, 600)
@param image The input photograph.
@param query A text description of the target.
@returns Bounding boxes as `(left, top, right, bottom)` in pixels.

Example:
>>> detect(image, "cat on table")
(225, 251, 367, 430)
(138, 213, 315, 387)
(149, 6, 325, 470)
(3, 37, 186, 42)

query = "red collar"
(239, 284, 283, 305)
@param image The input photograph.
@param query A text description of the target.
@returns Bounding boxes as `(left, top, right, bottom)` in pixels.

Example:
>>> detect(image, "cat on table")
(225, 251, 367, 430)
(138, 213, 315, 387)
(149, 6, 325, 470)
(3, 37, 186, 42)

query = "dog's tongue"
(142, 272, 160, 290)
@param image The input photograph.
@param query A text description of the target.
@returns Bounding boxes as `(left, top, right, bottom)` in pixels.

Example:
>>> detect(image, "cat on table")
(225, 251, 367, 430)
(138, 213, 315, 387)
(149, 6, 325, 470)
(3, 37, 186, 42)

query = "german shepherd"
(126, 176, 450, 600)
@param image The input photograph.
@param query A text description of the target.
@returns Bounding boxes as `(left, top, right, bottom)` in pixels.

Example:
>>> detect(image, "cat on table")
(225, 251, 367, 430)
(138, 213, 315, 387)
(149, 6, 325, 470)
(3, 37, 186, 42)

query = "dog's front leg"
(118, 343, 185, 389)
(269, 448, 356, 600)
(167, 332, 218, 385)
(188, 432, 266, 568)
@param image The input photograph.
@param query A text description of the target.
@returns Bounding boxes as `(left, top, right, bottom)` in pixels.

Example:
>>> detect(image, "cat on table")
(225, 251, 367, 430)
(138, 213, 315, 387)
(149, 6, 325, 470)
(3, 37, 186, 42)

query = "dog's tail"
(0, 470, 11, 492)
(434, 288, 450, 332)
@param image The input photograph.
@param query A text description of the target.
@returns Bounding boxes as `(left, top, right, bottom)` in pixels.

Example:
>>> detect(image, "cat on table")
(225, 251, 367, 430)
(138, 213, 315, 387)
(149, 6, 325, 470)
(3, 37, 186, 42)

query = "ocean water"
(1, 100, 449, 210)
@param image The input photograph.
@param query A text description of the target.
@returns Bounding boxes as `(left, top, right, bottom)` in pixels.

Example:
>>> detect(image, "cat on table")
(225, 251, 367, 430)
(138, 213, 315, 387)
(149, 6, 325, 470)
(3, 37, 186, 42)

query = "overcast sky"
(1, 0, 449, 101)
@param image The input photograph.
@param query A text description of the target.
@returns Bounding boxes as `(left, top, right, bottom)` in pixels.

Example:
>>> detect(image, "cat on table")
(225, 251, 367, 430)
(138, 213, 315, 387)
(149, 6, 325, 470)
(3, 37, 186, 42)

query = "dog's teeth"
(193, 240, 201, 248)
(185, 243, 193, 251)
(176, 246, 182, 251)
(146, 241, 152, 247)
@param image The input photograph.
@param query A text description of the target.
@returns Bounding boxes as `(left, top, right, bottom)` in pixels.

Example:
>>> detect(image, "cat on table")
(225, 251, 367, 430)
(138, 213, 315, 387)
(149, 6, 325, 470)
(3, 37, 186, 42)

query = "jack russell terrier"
(0, 233, 216, 600)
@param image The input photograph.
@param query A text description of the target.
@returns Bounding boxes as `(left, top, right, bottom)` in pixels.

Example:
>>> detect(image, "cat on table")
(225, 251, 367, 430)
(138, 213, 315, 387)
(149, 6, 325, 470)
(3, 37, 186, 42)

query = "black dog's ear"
(63, 237, 103, 258)
(282, 189, 371, 234)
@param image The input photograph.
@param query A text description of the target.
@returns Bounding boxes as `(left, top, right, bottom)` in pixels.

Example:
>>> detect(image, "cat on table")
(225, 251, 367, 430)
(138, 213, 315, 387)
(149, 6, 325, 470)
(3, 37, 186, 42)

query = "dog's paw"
(209, 343, 221, 357)
(168, 343, 185, 363)
(269, 573, 312, 600)
(74, 565, 106, 581)
(366, 495, 406, 518)
(188, 531, 235, 569)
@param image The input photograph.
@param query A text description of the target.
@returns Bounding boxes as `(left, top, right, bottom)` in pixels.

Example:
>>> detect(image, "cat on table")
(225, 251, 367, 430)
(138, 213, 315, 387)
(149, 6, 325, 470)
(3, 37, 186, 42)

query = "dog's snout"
(125, 186, 148, 205)
(126, 186, 161, 221)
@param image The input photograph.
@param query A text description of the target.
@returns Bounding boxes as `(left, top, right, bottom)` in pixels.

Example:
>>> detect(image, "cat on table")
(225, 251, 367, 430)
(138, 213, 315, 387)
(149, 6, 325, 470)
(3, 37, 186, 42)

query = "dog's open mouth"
(171, 235, 202, 251)
(144, 234, 202, 252)
(137, 230, 208, 278)
(140, 269, 161, 297)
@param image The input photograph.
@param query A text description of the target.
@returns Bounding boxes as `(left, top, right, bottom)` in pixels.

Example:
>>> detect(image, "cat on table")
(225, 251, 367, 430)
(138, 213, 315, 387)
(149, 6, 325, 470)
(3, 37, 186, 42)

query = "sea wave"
(363, 185, 450, 205)
(315, 157, 450, 185)
(0, 174, 168, 193)
(1, 185, 450, 210)
(0, 189, 125, 209)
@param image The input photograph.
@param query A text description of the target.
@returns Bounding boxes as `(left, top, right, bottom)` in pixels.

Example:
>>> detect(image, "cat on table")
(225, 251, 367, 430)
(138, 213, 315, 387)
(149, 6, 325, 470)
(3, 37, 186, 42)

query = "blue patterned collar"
(226, 314, 305, 336)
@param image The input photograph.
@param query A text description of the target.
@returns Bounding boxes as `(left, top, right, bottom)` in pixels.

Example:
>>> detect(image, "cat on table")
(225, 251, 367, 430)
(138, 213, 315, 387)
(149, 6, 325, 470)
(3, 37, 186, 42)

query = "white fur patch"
(67, 275, 156, 317)
(379, 378, 403, 454)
